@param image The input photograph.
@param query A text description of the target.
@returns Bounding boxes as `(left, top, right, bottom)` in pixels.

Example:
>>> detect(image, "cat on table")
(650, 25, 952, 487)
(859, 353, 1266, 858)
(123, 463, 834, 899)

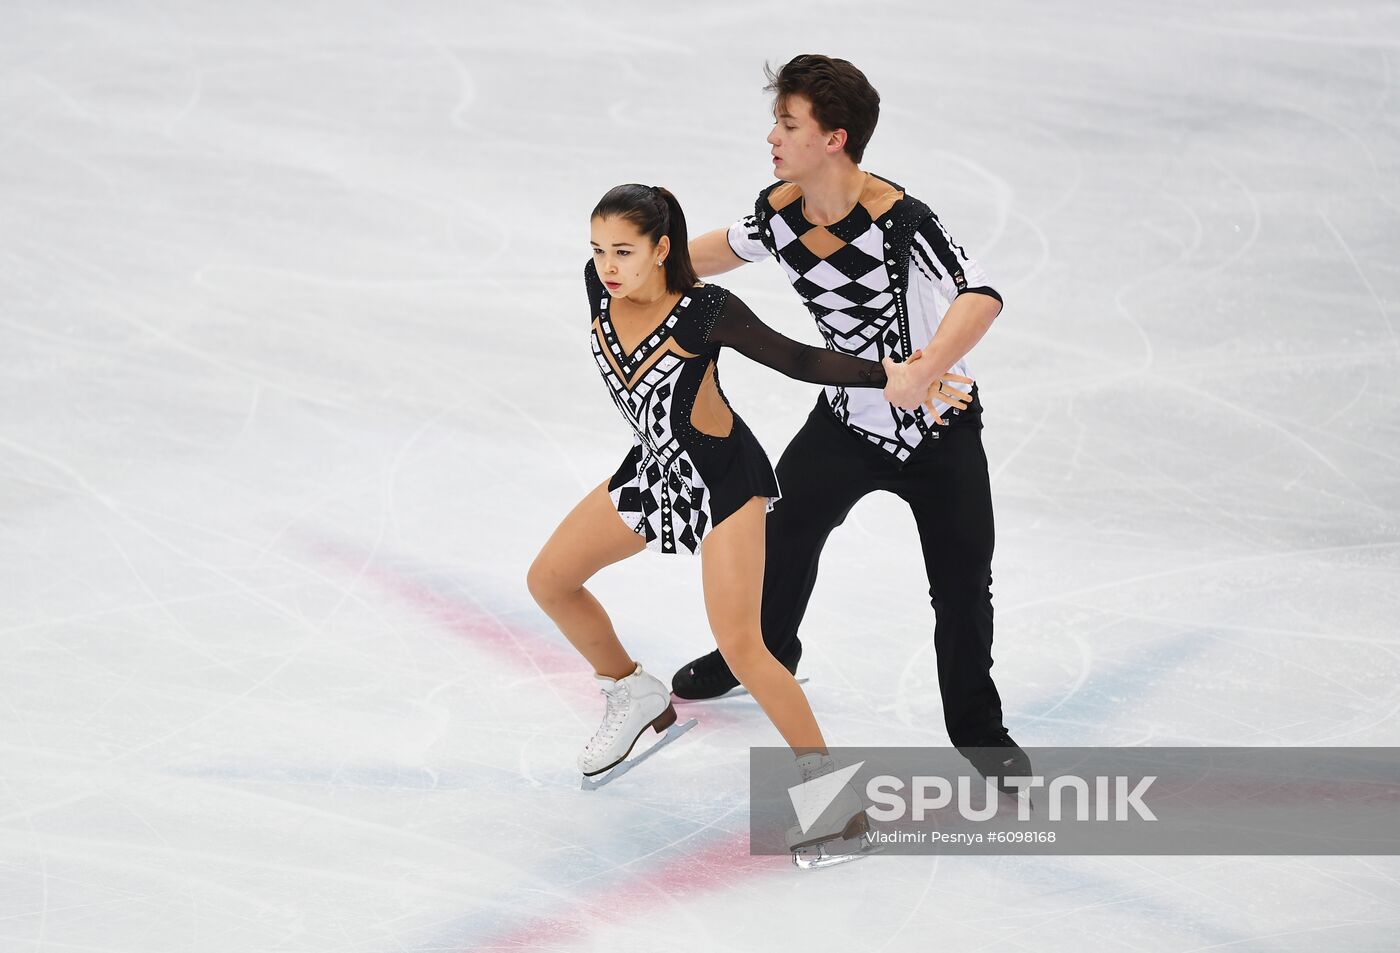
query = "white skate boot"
(578, 663, 696, 790)
(785, 753, 880, 870)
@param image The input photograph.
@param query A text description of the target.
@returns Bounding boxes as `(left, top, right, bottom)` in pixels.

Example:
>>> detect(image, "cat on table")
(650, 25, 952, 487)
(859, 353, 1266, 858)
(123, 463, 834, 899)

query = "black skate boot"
(957, 729, 1033, 798)
(671, 641, 802, 700)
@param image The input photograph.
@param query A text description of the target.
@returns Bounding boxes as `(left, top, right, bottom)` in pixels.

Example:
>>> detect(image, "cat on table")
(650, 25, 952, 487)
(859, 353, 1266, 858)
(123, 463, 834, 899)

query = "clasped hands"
(881, 350, 973, 425)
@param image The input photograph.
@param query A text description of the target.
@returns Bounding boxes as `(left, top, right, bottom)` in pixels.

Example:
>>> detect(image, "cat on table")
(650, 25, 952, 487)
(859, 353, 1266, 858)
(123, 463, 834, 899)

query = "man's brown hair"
(765, 54, 881, 163)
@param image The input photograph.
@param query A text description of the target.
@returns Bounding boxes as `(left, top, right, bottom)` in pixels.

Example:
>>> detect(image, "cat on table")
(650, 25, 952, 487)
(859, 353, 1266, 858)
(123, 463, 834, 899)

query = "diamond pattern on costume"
(753, 178, 936, 459)
(802, 260, 853, 291)
(849, 223, 886, 259)
(810, 289, 857, 310)
(765, 206, 896, 343)
(608, 447, 712, 555)
(593, 341, 686, 470)
(854, 264, 891, 291)
(768, 214, 799, 251)
(597, 299, 688, 385)
(592, 289, 726, 555)
(814, 306, 896, 353)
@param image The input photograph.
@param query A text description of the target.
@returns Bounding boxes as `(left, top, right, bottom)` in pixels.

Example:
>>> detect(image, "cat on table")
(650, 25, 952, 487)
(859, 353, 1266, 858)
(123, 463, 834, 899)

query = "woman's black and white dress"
(585, 260, 887, 555)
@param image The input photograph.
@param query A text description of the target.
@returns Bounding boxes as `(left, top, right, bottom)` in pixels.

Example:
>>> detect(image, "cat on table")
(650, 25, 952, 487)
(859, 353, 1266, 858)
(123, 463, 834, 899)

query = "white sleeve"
(910, 214, 996, 302)
(725, 213, 770, 263)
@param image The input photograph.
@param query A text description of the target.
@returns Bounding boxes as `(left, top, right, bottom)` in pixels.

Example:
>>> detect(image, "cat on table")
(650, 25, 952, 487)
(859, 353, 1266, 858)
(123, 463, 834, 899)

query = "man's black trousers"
(760, 390, 1006, 747)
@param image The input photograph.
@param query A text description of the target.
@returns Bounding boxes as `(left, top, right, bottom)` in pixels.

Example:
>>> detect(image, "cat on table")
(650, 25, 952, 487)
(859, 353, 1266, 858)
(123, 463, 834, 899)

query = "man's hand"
(922, 373, 974, 425)
(882, 353, 975, 424)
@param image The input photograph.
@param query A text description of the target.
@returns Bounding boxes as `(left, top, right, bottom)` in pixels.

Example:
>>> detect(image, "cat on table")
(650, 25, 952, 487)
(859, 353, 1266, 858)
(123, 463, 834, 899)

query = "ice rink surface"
(3, 1, 1400, 949)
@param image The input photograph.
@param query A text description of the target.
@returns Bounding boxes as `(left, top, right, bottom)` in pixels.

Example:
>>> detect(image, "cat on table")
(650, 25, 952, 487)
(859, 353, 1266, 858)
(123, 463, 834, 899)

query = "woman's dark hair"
(591, 184, 699, 294)
(764, 54, 880, 163)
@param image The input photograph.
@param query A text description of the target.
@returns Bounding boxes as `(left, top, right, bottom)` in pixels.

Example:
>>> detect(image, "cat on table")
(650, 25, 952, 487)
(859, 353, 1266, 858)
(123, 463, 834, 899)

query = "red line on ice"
(467, 832, 783, 951)
(304, 537, 777, 948)
(303, 536, 745, 723)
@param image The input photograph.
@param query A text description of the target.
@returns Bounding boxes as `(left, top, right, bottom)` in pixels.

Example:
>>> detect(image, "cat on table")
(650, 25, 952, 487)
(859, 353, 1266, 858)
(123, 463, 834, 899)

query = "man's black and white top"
(727, 173, 1002, 461)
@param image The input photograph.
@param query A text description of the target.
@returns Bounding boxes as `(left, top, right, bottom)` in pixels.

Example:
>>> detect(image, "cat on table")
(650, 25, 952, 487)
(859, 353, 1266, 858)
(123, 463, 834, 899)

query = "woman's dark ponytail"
(652, 187, 700, 293)
(591, 184, 701, 293)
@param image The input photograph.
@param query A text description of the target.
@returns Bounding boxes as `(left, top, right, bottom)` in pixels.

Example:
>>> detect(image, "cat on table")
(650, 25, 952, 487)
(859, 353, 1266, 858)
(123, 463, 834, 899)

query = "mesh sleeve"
(706, 292, 886, 388)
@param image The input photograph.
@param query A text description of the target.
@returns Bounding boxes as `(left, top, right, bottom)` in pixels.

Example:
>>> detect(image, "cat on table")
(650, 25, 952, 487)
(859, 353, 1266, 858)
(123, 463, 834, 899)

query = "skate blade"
(687, 677, 809, 702)
(579, 718, 697, 791)
(792, 830, 882, 871)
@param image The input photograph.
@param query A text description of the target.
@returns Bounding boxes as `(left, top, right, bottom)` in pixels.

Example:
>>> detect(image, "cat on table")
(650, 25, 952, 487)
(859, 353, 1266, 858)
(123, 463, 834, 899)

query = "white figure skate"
(579, 663, 696, 790)
(785, 754, 881, 870)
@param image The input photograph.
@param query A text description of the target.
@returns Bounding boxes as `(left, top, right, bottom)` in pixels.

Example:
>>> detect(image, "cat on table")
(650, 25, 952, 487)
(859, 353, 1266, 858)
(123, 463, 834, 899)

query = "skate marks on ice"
(302, 536, 583, 677)
(303, 539, 706, 791)
(296, 541, 789, 938)
(447, 832, 784, 952)
(579, 716, 698, 791)
(304, 535, 750, 726)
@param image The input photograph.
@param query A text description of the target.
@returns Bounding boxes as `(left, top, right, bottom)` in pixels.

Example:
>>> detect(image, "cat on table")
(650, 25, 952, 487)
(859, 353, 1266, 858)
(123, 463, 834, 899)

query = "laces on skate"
(579, 669, 697, 791)
(579, 713, 697, 791)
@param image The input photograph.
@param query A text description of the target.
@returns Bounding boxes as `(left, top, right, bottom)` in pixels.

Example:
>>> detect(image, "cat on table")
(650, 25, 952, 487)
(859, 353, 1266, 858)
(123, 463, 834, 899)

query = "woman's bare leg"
(701, 497, 826, 754)
(526, 481, 646, 679)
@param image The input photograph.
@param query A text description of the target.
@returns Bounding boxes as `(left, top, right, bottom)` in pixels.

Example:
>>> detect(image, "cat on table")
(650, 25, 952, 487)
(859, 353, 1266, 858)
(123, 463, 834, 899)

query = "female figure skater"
(526, 184, 935, 801)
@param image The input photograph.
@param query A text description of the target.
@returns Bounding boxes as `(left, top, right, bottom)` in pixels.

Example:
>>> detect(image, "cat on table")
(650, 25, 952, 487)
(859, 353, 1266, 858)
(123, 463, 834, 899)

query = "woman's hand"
(881, 353, 930, 410)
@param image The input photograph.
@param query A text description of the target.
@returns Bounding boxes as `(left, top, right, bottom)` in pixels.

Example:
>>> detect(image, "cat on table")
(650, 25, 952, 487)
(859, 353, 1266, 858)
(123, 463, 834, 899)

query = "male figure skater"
(672, 54, 1029, 783)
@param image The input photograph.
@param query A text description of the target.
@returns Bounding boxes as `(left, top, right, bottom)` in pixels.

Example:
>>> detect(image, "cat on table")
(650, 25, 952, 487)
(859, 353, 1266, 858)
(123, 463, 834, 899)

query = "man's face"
(766, 94, 843, 181)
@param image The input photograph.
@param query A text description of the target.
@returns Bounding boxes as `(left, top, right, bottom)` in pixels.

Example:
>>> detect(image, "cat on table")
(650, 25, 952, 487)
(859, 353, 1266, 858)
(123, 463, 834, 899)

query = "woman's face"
(590, 215, 668, 298)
